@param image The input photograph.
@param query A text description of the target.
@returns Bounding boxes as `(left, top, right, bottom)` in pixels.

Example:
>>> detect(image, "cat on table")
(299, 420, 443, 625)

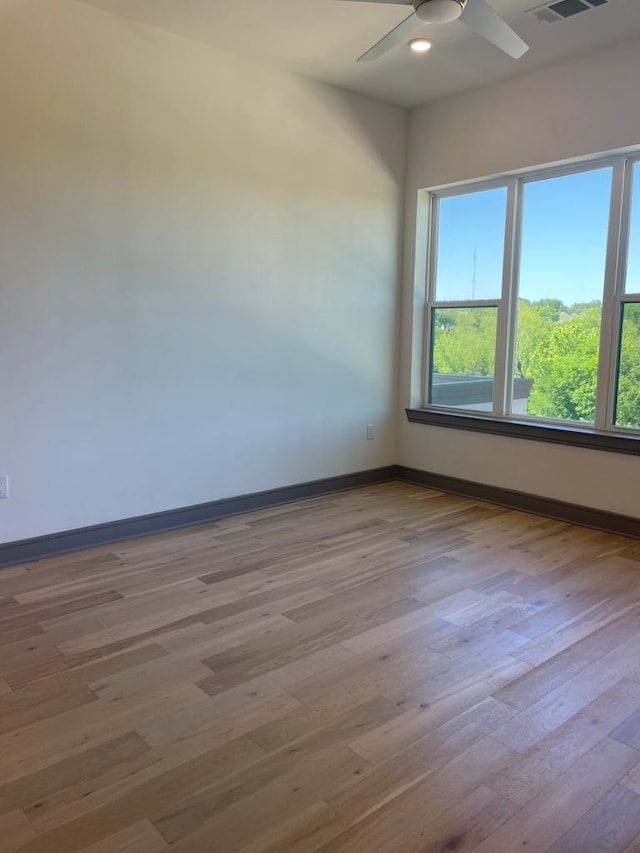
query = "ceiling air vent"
(527, 0, 608, 23)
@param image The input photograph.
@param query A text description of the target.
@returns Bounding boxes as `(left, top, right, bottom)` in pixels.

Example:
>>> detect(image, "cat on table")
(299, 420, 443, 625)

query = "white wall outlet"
(0, 475, 8, 500)
(366, 424, 376, 441)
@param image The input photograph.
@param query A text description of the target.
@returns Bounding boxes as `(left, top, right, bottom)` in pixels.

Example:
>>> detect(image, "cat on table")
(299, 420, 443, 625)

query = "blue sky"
(435, 164, 640, 304)
(627, 164, 640, 293)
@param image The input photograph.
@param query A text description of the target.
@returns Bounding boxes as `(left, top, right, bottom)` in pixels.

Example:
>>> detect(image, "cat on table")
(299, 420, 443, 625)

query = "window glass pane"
(614, 303, 640, 430)
(435, 188, 507, 302)
(512, 168, 612, 422)
(626, 162, 640, 294)
(429, 307, 498, 411)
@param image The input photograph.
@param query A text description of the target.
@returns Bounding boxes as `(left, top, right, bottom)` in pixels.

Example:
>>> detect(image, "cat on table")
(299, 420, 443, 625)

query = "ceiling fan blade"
(460, 0, 529, 58)
(357, 12, 423, 61)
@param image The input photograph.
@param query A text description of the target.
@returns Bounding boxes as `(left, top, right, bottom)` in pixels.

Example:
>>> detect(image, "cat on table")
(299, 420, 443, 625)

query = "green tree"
(431, 298, 640, 429)
(515, 299, 555, 379)
(534, 298, 565, 319)
(569, 300, 601, 315)
(432, 308, 497, 377)
(526, 306, 601, 422)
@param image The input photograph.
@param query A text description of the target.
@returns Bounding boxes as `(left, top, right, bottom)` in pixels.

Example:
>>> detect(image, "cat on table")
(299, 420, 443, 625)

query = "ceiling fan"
(341, 0, 529, 61)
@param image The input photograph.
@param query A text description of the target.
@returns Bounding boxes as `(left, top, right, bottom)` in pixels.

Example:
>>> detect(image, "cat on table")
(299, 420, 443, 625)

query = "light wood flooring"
(2, 482, 640, 852)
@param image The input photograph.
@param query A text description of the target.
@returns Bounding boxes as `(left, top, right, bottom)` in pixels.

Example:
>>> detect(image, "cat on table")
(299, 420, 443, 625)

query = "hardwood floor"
(2, 482, 640, 852)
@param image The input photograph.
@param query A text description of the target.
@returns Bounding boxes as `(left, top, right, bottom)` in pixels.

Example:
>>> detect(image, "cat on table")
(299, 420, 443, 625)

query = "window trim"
(419, 150, 640, 441)
(423, 182, 511, 414)
(405, 408, 640, 456)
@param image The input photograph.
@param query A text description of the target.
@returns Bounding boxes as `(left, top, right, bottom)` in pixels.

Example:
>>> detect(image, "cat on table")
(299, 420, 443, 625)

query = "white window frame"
(422, 151, 640, 436)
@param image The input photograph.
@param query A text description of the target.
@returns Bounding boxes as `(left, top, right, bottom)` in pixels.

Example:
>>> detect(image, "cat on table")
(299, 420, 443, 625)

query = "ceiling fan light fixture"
(409, 38, 433, 53)
(415, 0, 465, 24)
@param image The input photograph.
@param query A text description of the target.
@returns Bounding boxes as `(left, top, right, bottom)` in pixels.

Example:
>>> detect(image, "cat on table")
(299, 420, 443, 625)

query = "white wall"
(0, 0, 406, 543)
(400, 37, 640, 518)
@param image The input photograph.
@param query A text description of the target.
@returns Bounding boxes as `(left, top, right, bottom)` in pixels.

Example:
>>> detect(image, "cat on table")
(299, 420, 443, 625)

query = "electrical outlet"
(366, 424, 376, 441)
(0, 475, 8, 500)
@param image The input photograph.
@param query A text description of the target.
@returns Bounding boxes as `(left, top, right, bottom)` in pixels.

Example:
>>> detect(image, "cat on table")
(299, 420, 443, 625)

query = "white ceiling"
(79, 0, 640, 107)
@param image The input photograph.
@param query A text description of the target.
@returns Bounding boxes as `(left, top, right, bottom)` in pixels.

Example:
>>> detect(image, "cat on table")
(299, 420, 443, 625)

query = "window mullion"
(494, 178, 520, 417)
(422, 195, 439, 406)
(595, 157, 630, 430)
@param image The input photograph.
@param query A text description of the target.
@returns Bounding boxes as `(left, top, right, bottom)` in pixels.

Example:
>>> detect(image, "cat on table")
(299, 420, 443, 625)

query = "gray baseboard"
(0, 466, 398, 568)
(2, 463, 637, 569)
(397, 466, 640, 540)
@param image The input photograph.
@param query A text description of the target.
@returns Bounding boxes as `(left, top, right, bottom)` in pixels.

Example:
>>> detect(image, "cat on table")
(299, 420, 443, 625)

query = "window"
(614, 161, 640, 430)
(615, 304, 640, 430)
(421, 153, 640, 439)
(514, 167, 611, 424)
(430, 307, 498, 410)
(428, 188, 505, 411)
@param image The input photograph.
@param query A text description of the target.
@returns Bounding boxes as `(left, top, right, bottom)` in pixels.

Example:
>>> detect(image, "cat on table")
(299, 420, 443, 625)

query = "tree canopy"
(431, 299, 640, 428)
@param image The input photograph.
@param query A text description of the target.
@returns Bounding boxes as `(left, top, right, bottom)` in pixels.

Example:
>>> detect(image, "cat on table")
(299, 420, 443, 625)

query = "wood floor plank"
(0, 483, 639, 852)
(73, 644, 169, 684)
(512, 598, 640, 668)
(235, 801, 348, 853)
(158, 613, 297, 661)
(0, 809, 37, 852)
(402, 785, 518, 853)
(0, 672, 97, 735)
(0, 637, 64, 688)
(315, 736, 515, 852)
(327, 700, 517, 827)
(0, 681, 206, 785)
(0, 589, 124, 628)
(470, 737, 640, 853)
(612, 706, 640, 751)
(25, 701, 288, 833)
(56, 588, 247, 654)
(14, 736, 265, 853)
(494, 610, 640, 714)
(340, 589, 487, 654)
(547, 785, 640, 853)
(248, 693, 403, 754)
(0, 732, 150, 816)
(77, 819, 168, 852)
(491, 634, 640, 752)
(620, 758, 640, 797)
(197, 597, 423, 695)
(349, 657, 527, 764)
(137, 686, 302, 749)
(486, 678, 640, 807)
(623, 831, 640, 853)
(154, 745, 369, 851)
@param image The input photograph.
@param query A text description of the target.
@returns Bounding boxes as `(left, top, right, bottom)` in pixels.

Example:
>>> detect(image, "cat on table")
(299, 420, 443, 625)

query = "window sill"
(405, 409, 640, 456)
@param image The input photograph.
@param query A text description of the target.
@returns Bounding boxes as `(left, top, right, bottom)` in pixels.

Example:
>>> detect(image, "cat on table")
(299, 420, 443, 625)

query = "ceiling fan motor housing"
(414, 0, 466, 23)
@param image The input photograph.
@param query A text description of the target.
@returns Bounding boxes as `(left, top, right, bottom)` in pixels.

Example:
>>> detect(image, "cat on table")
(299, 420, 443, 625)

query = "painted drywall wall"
(0, 0, 406, 542)
(400, 37, 640, 517)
